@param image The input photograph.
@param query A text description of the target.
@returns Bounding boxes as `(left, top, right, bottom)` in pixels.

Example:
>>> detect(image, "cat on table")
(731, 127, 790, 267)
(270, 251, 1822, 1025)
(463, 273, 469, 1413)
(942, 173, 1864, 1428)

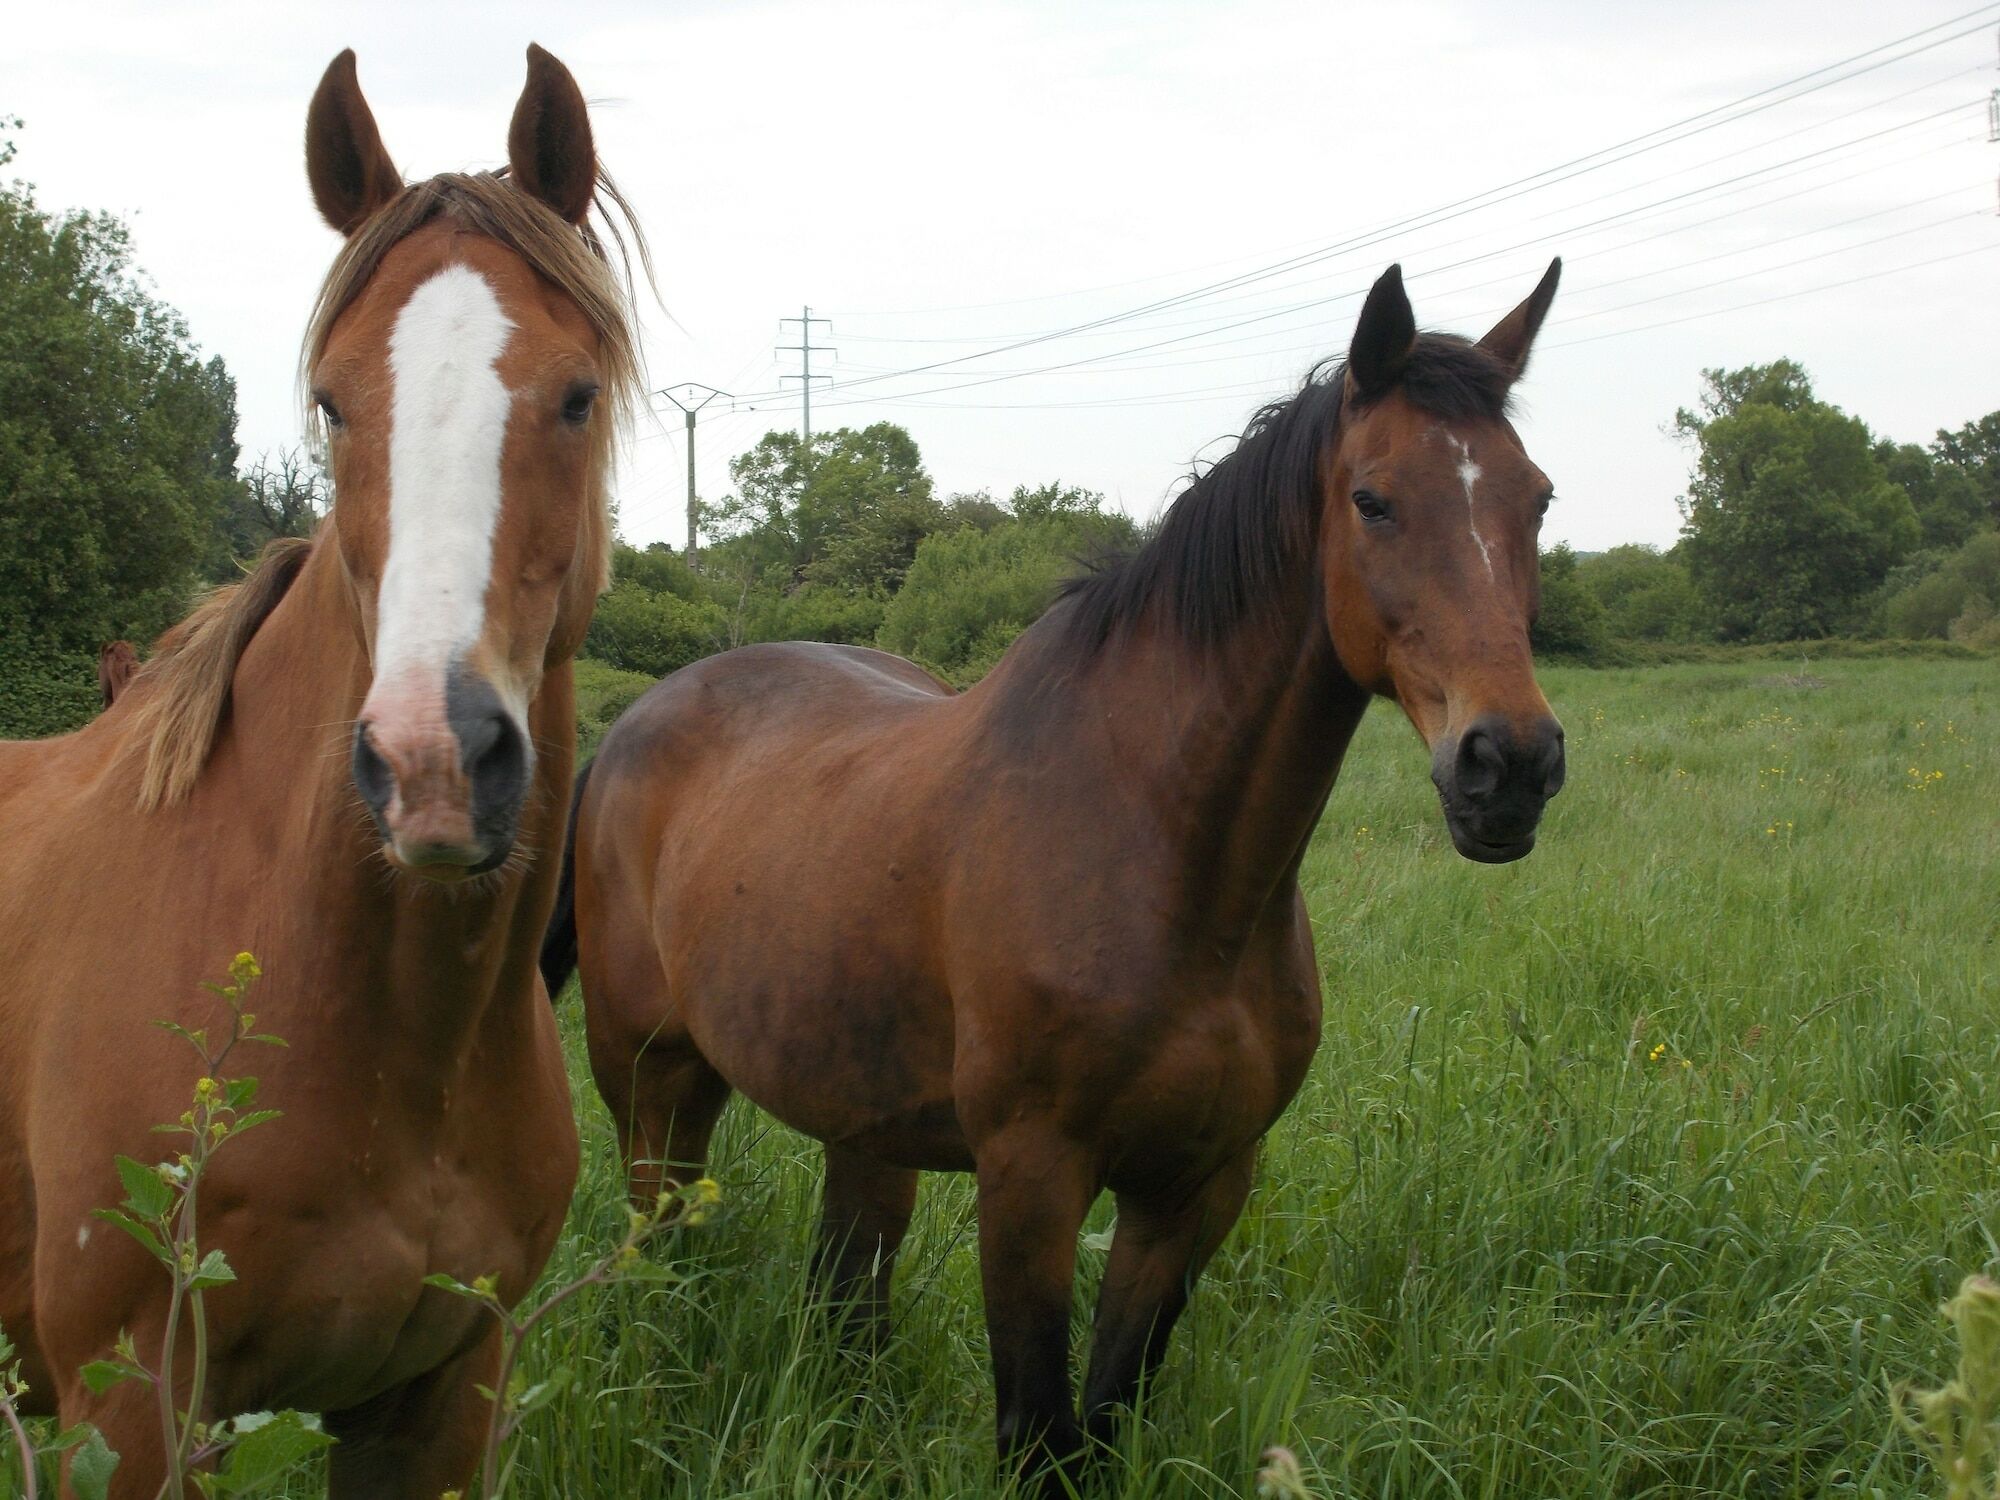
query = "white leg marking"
(378, 265, 516, 684)
(1446, 432, 1494, 581)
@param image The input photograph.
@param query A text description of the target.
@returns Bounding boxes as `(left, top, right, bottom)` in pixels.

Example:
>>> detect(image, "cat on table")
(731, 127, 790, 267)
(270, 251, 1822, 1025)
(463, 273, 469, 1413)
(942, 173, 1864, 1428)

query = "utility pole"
(777, 305, 834, 447)
(657, 383, 727, 568)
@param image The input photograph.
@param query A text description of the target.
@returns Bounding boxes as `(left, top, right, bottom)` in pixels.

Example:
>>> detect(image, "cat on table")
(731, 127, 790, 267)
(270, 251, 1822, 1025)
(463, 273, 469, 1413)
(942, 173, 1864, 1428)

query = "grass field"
(454, 655, 1991, 1499)
(18, 656, 1993, 1497)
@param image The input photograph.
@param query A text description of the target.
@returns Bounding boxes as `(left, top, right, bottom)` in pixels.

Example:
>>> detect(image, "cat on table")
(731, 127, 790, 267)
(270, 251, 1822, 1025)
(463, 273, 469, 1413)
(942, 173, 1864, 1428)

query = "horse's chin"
(1443, 820, 1537, 864)
(385, 840, 511, 883)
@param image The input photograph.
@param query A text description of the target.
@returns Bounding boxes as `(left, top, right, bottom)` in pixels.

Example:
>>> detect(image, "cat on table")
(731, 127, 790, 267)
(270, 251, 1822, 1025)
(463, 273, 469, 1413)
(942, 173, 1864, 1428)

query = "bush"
(744, 585, 885, 647)
(1575, 544, 1708, 644)
(573, 656, 654, 756)
(0, 635, 101, 737)
(877, 508, 1132, 683)
(610, 542, 712, 604)
(1531, 544, 1614, 663)
(1881, 531, 2000, 641)
(583, 581, 726, 678)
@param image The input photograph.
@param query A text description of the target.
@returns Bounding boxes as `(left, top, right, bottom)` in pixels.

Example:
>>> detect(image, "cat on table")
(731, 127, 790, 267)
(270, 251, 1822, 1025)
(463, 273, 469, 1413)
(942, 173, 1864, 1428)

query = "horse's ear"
(305, 50, 402, 236)
(1479, 257, 1562, 382)
(508, 44, 597, 225)
(1348, 264, 1416, 401)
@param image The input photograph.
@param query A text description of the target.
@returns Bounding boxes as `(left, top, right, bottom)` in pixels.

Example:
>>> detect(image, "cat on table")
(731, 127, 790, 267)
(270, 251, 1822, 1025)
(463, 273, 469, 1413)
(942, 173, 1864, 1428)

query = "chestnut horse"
(0, 47, 640, 1497)
(97, 641, 139, 708)
(545, 261, 1568, 1489)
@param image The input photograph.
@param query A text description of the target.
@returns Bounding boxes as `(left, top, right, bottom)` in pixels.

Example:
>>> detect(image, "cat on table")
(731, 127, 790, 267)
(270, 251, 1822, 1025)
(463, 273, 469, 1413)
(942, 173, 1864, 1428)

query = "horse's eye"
(1352, 489, 1391, 524)
(314, 392, 344, 429)
(562, 384, 600, 425)
(1536, 492, 1554, 519)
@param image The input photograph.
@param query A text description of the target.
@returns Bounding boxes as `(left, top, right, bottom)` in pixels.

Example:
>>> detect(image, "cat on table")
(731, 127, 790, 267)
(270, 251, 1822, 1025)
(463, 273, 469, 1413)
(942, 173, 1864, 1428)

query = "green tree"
(876, 485, 1136, 682)
(1574, 544, 1707, 644)
(1674, 360, 1918, 642)
(712, 422, 940, 596)
(0, 122, 246, 732)
(941, 490, 1010, 532)
(1875, 439, 1986, 553)
(1530, 543, 1612, 661)
(1931, 412, 2000, 529)
(583, 552, 729, 679)
(1881, 531, 2000, 644)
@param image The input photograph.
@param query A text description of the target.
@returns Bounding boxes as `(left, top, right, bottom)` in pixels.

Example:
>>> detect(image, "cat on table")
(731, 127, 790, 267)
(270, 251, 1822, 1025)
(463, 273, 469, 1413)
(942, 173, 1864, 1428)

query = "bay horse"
(97, 641, 139, 708)
(0, 46, 641, 1497)
(545, 260, 1569, 1489)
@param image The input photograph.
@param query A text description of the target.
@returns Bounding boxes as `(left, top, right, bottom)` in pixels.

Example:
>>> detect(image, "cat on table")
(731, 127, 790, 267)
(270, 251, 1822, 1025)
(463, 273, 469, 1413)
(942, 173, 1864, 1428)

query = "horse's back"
(590, 639, 958, 864)
(608, 641, 951, 756)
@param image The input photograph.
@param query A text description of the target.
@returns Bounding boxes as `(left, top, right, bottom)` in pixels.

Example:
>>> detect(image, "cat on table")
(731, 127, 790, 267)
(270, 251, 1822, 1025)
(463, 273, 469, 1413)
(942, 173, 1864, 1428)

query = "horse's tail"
(539, 756, 594, 1003)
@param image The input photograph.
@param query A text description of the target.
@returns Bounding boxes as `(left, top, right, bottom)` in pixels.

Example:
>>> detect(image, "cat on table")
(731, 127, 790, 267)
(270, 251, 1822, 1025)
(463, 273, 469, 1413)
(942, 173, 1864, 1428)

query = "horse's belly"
(682, 953, 968, 1169)
(832, 1095, 973, 1172)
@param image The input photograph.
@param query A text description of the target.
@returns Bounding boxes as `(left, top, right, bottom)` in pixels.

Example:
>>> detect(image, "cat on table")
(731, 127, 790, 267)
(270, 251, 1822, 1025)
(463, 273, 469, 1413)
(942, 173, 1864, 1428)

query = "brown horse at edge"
(97, 641, 139, 708)
(543, 261, 1570, 1490)
(0, 47, 640, 1498)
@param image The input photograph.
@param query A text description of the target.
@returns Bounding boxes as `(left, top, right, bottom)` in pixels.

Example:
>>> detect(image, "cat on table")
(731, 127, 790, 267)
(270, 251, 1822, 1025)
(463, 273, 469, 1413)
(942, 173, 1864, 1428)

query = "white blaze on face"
(376, 265, 516, 693)
(1444, 431, 1495, 582)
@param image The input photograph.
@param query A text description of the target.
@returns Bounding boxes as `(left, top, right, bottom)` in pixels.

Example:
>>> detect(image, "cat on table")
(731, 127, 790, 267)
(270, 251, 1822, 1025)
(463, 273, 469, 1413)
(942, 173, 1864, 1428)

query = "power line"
(1547, 238, 1996, 347)
(852, 237, 1994, 412)
(775, 7, 2000, 398)
(808, 101, 1984, 410)
(839, 4, 2000, 327)
(819, 125, 1982, 400)
(827, 183, 1987, 389)
(721, 25, 1992, 408)
(833, 56, 1991, 349)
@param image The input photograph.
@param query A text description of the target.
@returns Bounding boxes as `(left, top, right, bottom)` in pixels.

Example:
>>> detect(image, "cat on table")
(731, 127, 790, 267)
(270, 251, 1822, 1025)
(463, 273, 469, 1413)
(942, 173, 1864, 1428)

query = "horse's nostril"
(465, 710, 527, 805)
(1540, 730, 1567, 798)
(457, 706, 505, 769)
(351, 722, 393, 822)
(446, 672, 531, 846)
(1455, 725, 1506, 799)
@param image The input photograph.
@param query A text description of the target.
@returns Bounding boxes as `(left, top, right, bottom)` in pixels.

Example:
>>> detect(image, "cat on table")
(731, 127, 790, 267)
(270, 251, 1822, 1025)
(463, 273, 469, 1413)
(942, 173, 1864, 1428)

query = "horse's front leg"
(973, 1122, 1098, 1497)
(324, 1329, 500, 1500)
(1080, 1145, 1257, 1444)
(54, 1366, 176, 1500)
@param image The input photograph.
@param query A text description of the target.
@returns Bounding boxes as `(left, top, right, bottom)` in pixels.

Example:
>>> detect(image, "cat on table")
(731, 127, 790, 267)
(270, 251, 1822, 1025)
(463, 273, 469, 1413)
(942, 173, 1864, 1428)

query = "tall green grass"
(360, 660, 2000, 1495)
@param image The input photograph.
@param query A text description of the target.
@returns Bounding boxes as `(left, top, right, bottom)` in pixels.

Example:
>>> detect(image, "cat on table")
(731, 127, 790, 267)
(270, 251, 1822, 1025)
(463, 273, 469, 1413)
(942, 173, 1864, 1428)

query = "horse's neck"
(224, 539, 568, 1054)
(1007, 592, 1370, 943)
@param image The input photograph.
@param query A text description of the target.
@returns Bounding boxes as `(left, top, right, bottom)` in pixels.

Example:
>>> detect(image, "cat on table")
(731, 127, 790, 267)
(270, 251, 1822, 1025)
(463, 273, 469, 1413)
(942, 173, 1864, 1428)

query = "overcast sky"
(6, 0, 1997, 552)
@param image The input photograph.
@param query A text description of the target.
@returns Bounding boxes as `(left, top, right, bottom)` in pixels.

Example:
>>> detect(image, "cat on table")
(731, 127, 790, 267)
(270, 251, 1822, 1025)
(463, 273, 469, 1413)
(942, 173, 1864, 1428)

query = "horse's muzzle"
(352, 668, 531, 878)
(1430, 712, 1565, 863)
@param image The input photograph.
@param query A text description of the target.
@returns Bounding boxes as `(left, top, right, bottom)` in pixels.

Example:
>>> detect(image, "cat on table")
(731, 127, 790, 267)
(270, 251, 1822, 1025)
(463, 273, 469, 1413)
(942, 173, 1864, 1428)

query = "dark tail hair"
(540, 756, 594, 1001)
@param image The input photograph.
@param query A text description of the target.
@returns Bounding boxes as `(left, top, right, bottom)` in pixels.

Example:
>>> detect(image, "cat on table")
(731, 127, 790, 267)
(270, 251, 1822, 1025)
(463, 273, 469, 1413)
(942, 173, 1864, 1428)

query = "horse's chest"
(212, 1110, 572, 1413)
(211, 1180, 504, 1412)
(1085, 975, 1319, 1190)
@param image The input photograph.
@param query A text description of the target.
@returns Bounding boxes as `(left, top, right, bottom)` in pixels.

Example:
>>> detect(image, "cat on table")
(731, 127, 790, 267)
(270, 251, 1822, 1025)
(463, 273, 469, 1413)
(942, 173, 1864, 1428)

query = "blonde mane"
(136, 170, 649, 810)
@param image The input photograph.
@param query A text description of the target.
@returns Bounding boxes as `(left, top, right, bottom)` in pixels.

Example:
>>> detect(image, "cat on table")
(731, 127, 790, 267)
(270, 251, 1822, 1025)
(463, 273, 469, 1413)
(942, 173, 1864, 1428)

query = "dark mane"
(1052, 333, 1512, 656)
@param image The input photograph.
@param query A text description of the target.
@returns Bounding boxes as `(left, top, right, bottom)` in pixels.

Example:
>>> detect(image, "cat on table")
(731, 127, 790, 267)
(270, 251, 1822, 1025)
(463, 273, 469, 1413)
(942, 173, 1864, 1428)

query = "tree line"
(592, 359, 1999, 691)
(1535, 358, 1997, 662)
(0, 122, 322, 733)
